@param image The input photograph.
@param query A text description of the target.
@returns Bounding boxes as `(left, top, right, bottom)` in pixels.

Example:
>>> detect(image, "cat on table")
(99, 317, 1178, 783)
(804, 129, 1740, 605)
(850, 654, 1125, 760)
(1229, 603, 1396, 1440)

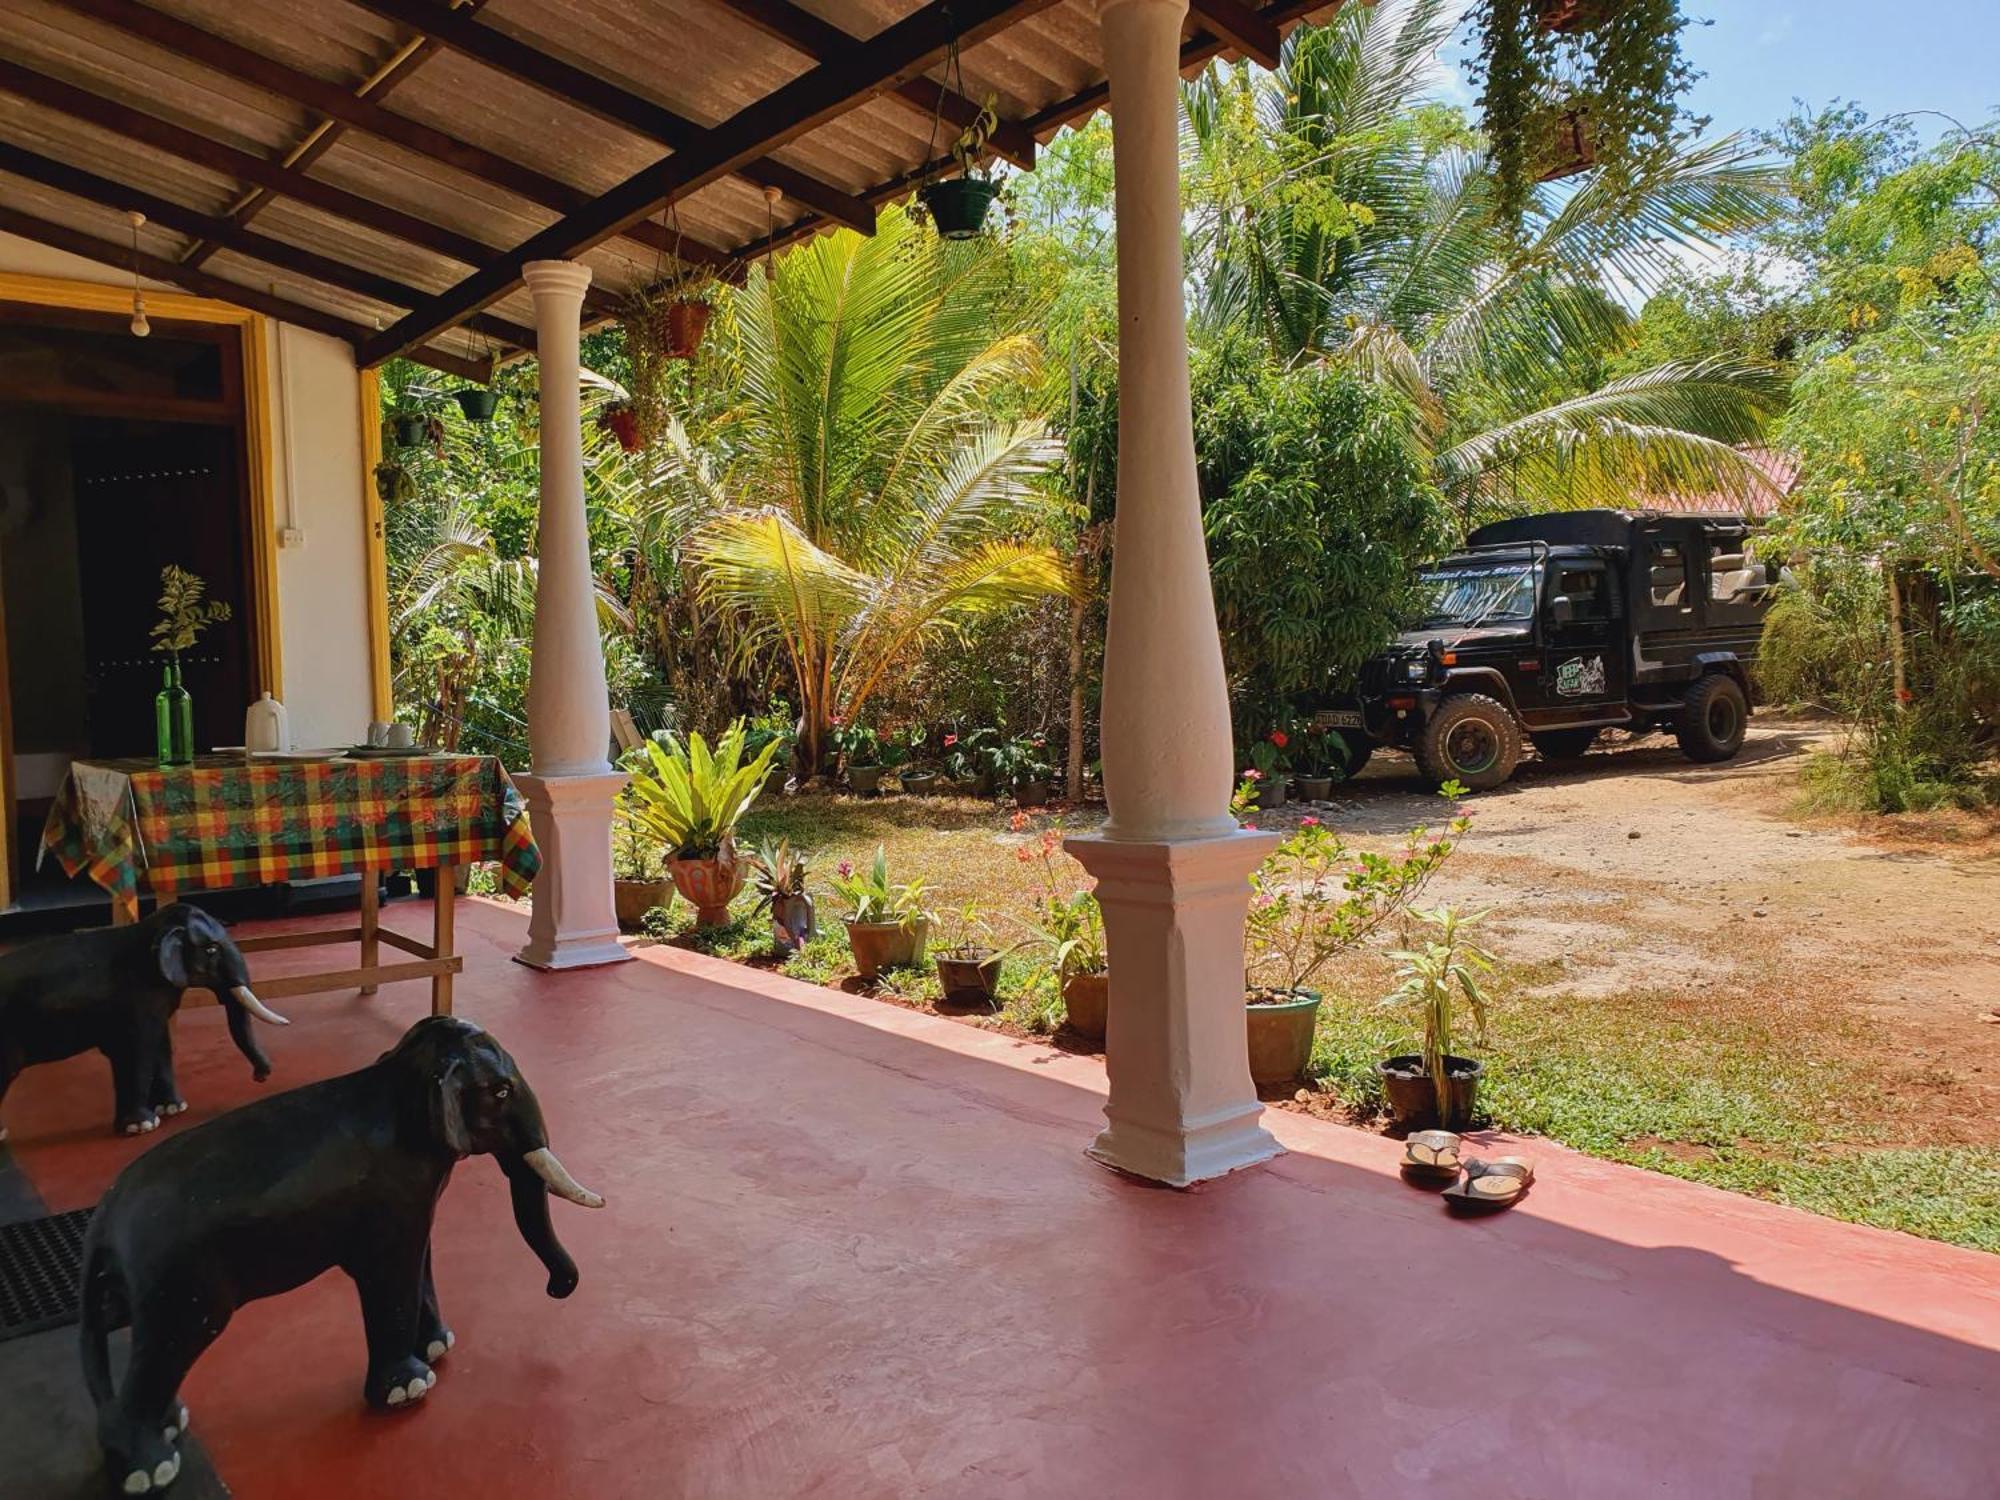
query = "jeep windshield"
(1413, 563, 1538, 629)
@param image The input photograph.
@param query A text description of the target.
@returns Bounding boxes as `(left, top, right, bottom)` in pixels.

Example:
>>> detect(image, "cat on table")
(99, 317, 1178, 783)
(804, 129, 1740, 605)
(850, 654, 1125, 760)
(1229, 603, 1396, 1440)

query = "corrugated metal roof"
(0, 0, 1329, 377)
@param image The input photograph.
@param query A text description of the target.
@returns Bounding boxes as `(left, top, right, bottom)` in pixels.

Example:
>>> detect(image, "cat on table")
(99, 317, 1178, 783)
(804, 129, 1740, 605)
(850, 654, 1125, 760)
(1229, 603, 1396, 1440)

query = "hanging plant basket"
(664, 299, 711, 360)
(1533, 106, 1597, 182)
(598, 404, 644, 453)
(1533, 0, 1617, 34)
(373, 461, 415, 505)
(390, 412, 430, 449)
(454, 387, 501, 422)
(919, 177, 999, 240)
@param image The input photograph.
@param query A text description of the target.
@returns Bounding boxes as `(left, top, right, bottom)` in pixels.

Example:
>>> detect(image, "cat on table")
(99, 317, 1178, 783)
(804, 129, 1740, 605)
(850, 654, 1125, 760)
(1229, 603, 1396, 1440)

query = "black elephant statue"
(80, 1015, 602, 1494)
(0, 901, 289, 1140)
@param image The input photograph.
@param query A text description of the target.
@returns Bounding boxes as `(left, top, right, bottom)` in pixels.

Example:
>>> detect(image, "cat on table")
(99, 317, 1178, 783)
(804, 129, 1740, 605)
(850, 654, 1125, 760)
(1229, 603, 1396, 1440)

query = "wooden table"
(41, 753, 539, 1017)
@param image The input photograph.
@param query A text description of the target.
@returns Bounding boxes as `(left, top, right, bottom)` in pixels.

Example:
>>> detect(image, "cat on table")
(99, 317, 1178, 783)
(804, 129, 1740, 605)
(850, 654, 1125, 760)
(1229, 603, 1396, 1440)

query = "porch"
(5, 898, 1998, 1498)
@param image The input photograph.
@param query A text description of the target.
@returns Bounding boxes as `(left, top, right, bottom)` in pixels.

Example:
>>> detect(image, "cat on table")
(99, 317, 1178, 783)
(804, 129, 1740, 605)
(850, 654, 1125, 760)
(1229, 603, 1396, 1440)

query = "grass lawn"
(639, 788, 2000, 1255)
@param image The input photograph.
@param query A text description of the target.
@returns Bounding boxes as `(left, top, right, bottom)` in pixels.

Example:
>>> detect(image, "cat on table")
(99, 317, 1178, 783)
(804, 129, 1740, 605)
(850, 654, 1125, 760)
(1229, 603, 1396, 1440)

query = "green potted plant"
(374, 460, 416, 505)
(1243, 796, 1471, 1088)
(612, 812, 672, 930)
(1292, 725, 1335, 802)
(943, 728, 996, 794)
(1018, 817, 1109, 1040)
(918, 96, 1001, 240)
(1376, 906, 1494, 1131)
(744, 710, 795, 796)
(933, 901, 1005, 1010)
(750, 837, 815, 955)
(389, 409, 436, 449)
(662, 275, 715, 360)
(149, 565, 232, 767)
(1245, 730, 1291, 809)
(622, 720, 782, 926)
(453, 386, 500, 422)
(831, 718, 889, 795)
(990, 733, 1054, 807)
(830, 846, 934, 978)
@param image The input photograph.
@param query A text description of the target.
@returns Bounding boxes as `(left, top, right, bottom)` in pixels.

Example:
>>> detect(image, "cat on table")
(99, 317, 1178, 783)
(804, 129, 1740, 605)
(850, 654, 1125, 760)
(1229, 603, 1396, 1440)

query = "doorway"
(0, 302, 266, 912)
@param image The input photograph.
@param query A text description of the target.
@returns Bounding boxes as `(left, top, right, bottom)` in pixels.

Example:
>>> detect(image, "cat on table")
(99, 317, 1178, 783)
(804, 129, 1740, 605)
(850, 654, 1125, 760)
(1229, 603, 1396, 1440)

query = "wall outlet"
(280, 527, 306, 548)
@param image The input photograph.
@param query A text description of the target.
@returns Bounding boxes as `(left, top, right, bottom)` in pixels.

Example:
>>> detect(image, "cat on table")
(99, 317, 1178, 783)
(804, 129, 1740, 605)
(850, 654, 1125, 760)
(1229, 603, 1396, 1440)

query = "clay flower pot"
(1377, 1054, 1484, 1131)
(845, 917, 930, 979)
(614, 877, 672, 931)
(848, 764, 885, 795)
(665, 299, 711, 359)
(1013, 779, 1050, 808)
(599, 405, 644, 452)
(935, 947, 1002, 1009)
(1255, 777, 1287, 810)
(1061, 970, 1109, 1042)
(1245, 987, 1322, 1087)
(1293, 774, 1333, 801)
(667, 855, 746, 928)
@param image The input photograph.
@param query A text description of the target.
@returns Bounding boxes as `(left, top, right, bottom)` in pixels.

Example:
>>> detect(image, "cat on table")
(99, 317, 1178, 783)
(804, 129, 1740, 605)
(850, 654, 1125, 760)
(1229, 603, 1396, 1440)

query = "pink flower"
(1243, 822, 1259, 831)
(943, 733, 959, 747)
(836, 860, 853, 877)
(1242, 768, 1263, 781)
(1300, 816, 1321, 827)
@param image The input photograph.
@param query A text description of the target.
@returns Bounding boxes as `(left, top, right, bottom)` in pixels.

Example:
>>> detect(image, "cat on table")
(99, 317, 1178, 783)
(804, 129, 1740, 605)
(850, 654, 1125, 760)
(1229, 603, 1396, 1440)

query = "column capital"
(1097, 0, 1187, 20)
(522, 260, 594, 300)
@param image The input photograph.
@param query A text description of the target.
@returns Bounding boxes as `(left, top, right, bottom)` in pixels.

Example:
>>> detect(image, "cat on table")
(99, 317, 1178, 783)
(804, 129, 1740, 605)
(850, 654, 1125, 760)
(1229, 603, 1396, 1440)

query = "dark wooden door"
(71, 420, 252, 758)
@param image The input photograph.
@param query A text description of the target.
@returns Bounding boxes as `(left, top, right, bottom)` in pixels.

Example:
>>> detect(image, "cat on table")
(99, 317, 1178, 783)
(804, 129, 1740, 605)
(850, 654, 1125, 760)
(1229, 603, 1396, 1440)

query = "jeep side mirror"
(1548, 595, 1575, 626)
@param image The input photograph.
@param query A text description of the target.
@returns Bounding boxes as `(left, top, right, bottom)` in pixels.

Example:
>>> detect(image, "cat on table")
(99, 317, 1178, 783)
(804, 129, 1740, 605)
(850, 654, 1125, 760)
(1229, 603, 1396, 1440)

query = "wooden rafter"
(345, 0, 877, 235)
(1187, 0, 1283, 69)
(0, 139, 539, 349)
(707, 0, 1038, 170)
(0, 203, 492, 382)
(357, 0, 1062, 366)
(49, 0, 732, 275)
(0, 58, 500, 267)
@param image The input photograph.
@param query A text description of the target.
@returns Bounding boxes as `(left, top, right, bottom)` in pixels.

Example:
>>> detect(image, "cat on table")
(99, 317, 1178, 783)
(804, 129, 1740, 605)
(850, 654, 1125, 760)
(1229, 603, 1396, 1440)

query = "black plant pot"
(454, 387, 501, 422)
(936, 949, 1003, 1009)
(1376, 1054, 1484, 1131)
(391, 413, 429, 448)
(920, 177, 999, 240)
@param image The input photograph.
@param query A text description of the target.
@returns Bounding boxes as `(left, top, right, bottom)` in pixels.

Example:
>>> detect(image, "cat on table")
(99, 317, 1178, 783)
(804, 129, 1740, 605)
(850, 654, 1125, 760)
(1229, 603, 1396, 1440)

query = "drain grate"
(0, 1208, 92, 1342)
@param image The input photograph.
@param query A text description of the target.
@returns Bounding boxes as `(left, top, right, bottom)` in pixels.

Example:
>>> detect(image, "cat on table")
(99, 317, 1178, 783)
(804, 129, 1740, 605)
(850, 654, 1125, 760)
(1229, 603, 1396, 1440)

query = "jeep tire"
(1675, 673, 1748, 763)
(1417, 693, 1521, 790)
(1530, 727, 1600, 761)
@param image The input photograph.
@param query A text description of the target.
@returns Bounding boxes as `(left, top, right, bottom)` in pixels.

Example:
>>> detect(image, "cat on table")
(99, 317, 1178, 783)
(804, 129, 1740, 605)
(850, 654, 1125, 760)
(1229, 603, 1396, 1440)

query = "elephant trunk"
(502, 1153, 593, 1299)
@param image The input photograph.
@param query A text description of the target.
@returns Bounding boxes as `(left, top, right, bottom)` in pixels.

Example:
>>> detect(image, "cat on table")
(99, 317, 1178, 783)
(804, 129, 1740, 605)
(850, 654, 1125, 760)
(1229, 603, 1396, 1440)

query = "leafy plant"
(149, 566, 233, 655)
(829, 846, 933, 928)
(1245, 730, 1292, 779)
(940, 727, 995, 782)
(1014, 815, 1107, 976)
(1383, 905, 1495, 1123)
(612, 813, 667, 882)
(1245, 790, 1470, 995)
(749, 837, 809, 904)
(984, 733, 1052, 787)
(937, 900, 999, 957)
(622, 720, 782, 860)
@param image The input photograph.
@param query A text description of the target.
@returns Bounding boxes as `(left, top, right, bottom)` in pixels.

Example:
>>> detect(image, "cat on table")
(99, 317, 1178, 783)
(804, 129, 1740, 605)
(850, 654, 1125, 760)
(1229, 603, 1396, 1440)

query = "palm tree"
(1183, 0, 1791, 517)
(644, 205, 1073, 777)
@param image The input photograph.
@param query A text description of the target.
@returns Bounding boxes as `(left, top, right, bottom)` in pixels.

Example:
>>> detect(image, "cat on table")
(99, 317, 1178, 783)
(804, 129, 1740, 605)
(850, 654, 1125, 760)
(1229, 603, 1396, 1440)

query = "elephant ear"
(431, 1057, 473, 1157)
(155, 921, 192, 989)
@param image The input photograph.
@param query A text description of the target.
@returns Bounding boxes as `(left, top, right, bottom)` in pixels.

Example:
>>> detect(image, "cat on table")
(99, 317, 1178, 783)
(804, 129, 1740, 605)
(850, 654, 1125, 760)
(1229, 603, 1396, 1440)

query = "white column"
(514, 260, 630, 971)
(1065, 0, 1279, 1187)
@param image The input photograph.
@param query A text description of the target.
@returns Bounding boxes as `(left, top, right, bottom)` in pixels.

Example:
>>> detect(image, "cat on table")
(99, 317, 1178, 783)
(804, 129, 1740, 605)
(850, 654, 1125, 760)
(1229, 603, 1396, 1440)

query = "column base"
(1068, 827, 1283, 1189)
(512, 770, 633, 972)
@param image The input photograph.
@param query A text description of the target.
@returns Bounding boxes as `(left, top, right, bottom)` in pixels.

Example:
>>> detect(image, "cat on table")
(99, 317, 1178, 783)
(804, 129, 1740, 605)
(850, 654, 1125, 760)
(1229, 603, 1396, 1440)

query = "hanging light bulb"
(127, 210, 150, 337)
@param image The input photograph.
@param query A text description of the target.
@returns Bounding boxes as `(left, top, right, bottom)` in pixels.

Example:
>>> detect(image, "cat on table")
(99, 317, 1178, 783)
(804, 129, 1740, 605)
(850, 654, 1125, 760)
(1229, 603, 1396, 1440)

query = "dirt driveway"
(1307, 717, 2000, 1146)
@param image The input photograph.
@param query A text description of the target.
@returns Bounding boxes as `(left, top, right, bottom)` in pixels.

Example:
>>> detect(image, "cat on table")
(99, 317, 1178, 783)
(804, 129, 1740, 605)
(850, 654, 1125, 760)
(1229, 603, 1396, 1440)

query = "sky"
(1440, 1, 2000, 143)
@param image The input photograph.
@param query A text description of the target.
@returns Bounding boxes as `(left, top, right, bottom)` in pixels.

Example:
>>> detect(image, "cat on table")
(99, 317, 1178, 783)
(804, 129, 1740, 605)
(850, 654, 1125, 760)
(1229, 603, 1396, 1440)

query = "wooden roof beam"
(356, 0, 1061, 366)
(48, 0, 732, 272)
(0, 203, 490, 381)
(0, 139, 538, 349)
(707, 0, 1036, 170)
(1187, 0, 1283, 69)
(345, 0, 876, 234)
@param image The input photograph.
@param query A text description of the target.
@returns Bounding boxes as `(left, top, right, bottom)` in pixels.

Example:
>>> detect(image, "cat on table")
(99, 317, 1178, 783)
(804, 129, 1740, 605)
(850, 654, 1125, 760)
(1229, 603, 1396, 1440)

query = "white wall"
(0, 231, 377, 750)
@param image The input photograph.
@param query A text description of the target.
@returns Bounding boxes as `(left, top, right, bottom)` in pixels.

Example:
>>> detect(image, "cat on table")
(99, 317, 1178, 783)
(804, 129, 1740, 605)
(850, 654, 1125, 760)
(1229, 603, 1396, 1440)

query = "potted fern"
(750, 838, 815, 954)
(830, 846, 933, 978)
(918, 97, 1001, 240)
(622, 721, 782, 927)
(1376, 906, 1494, 1131)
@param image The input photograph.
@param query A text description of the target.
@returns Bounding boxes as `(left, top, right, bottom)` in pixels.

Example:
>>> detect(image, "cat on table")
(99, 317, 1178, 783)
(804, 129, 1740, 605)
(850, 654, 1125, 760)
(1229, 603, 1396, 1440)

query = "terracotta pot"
(665, 299, 710, 358)
(848, 764, 884, 795)
(1062, 970, 1109, 1041)
(1245, 988, 1322, 1087)
(845, 916, 929, 979)
(1377, 1054, 1484, 1131)
(1293, 775, 1333, 801)
(667, 855, 746, 927)
(936, 947, 1002, 1008)
(614, 877, 671, 930)
(598, 406, 644, 453)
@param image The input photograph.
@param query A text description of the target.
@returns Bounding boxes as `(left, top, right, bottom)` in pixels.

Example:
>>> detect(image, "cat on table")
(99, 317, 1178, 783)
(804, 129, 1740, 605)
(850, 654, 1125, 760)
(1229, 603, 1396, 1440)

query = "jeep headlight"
(1403, 659, 1428, 682)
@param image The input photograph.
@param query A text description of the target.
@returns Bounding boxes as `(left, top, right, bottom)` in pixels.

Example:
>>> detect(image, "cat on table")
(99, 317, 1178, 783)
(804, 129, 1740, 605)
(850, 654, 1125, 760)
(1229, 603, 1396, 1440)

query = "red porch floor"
(6, 899, 1999, 1499)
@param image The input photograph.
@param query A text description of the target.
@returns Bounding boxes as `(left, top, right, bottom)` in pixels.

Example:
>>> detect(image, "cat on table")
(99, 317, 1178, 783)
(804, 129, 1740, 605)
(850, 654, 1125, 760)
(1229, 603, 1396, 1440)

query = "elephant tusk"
(231, 986, 291, 1026)
(523, 1148, 604, 1208)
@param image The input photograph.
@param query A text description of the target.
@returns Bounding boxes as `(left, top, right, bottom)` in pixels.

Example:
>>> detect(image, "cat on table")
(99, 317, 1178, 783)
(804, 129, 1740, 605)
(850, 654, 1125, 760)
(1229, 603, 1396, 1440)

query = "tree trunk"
(1886, 565, 1908, 711)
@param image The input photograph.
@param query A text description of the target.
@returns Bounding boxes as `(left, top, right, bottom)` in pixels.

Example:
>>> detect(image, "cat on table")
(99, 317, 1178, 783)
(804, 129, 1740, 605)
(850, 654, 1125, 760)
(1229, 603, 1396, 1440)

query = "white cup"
(387, 722, 416, 749)
(367, 721, 391, 747)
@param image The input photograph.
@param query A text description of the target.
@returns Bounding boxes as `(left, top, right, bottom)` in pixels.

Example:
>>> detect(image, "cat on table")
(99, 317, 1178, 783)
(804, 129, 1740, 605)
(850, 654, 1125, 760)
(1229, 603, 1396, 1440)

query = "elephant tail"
(77, 1234, 122, 1409)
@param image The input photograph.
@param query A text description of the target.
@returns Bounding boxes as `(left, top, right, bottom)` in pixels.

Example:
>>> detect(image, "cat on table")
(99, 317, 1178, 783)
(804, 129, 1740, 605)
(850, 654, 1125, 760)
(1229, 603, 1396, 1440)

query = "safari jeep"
(1320, 509, 1779, 790)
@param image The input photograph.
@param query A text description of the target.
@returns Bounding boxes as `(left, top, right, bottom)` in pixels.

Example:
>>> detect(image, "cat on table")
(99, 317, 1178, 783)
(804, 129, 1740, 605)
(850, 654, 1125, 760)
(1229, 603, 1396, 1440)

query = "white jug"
(245, 693, 291, 753)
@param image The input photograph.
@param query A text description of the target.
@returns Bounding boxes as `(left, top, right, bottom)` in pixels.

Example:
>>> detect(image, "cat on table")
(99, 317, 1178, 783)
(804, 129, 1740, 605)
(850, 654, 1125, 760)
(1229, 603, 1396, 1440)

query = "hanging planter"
(663, 298, 711, 360)
(454, 386, 501, 422)
(373, 460, 416, 505)
(598, 403, 644, 453)
(1533, 0, 1617, 32)
(390, 412, 430, 449)
(1533, 105, 1597, 181)
(920, 177, 999, 240)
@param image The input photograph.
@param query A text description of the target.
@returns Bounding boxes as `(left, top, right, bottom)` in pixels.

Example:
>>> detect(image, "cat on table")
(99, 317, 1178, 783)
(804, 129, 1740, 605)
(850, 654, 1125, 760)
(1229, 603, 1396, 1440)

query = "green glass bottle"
(155, 659, 194, 766)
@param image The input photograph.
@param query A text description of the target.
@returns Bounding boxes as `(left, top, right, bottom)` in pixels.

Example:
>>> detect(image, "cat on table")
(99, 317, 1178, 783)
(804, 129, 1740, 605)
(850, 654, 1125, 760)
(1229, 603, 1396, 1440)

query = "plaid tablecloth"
(41, 754, 540, 923)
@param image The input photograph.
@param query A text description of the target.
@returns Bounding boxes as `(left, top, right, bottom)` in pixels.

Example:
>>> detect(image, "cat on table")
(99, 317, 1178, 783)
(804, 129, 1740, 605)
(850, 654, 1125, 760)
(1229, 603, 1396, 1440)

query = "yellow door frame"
(359, 368, 392, 722)
(0, 271, 286, 694)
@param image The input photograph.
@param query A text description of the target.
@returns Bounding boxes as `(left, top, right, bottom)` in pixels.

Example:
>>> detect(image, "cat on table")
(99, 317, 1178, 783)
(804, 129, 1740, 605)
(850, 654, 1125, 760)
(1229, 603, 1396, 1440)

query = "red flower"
(1300, 816, 1321, 828)
(1009, 810, 1031, 832)
(943, 733, 959, 747)
(1270, 730, 1289, 748)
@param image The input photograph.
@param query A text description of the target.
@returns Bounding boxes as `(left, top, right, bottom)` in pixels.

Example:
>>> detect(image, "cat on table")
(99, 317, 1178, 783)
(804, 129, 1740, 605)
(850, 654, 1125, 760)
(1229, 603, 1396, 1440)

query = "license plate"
(1317, 710, 1364, 729)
